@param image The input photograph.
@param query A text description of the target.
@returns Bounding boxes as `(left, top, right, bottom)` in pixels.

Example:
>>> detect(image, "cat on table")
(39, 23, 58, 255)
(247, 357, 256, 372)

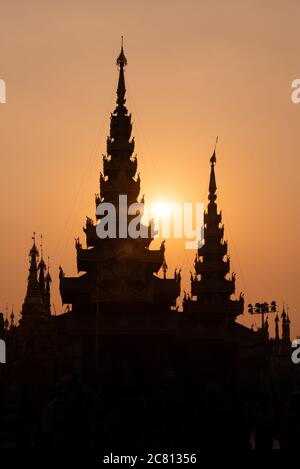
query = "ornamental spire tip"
(116, 36, 127, 68)
(210, 136, 218, 166)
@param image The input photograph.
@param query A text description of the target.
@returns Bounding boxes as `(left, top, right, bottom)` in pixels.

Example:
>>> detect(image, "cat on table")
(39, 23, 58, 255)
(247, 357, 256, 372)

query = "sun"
(150, 201, 173, 220)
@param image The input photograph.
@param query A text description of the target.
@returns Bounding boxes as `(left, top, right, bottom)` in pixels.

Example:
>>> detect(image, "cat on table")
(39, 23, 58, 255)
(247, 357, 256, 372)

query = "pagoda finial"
(208, 140, 218, 200)
(29, 232, 39, 269)
(210, 136, 218, 167)
(115, 37, 128, 112)
(116, 36, 127, 69)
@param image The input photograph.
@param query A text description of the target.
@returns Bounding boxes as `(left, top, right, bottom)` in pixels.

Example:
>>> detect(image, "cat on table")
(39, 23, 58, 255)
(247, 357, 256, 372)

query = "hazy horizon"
(0, 0, 299, 337)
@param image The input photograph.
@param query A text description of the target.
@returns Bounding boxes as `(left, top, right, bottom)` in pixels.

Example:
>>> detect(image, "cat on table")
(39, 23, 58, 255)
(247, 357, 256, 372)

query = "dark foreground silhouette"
(1, 373, 300, 450)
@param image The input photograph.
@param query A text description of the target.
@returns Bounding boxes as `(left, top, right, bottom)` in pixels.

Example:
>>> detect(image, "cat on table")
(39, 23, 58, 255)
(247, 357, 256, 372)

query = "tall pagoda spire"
(185, 146, 244, 325)
(60, 44, 180, 313)
(99, 39, 140, 207)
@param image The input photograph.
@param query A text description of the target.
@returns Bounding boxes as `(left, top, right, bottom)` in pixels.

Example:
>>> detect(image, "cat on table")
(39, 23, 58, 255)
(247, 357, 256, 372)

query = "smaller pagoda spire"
(21, 234, 47, 323)
(286, 315, 291, 341)
(264, 316, 269, 339)
(38, 234, 46, 294)
(45, 256, 52, 316)
(186, 143, 244, 325)
(281, 306, 287, 337)
(281, 305, 291, 344)
(279, 304, 291, 354)
(286, 305, 291, 343)
(10, 305, 15, 328)
(4, 304, 9, 331)
(275, 314, 280, 341)
(29, 232, 38, 271)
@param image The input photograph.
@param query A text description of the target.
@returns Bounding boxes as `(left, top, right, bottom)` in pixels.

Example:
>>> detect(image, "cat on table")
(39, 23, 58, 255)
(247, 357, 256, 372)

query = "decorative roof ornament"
(210, 136, 218, 166)
(30, 231, 39, 257)
(116, 36, 128, 69)
(115, 36, 128, 113)
(208, 138, 218, 199)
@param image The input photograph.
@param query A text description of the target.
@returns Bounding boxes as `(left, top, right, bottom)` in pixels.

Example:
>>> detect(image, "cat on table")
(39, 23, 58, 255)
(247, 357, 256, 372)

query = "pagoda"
(60, 43, 180, 325)
(5, 235, 57, 387)
(20, 236, 50, 325)
(184, 149, 244, 326)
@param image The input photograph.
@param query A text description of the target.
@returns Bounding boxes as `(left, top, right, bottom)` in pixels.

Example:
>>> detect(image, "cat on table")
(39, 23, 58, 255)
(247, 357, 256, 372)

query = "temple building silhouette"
(0, 44, 298, 449)
(184, 148, 244, 324)
(60, 43, 180, 318)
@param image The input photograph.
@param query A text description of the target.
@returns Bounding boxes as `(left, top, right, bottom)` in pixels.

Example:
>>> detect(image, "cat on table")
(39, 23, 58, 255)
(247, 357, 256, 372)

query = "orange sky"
(0, 0, 299, 337)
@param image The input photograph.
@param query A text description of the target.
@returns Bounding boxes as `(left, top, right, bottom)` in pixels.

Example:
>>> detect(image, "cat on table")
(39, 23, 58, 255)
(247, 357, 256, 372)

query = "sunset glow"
(0, 0, 299, 338)
(150, 201, 173, 220)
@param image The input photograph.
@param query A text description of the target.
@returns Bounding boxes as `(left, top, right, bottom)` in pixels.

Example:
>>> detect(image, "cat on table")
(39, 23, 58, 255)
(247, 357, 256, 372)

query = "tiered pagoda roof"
(60, 44, 180, 313)
(184, 150, 244, 325)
